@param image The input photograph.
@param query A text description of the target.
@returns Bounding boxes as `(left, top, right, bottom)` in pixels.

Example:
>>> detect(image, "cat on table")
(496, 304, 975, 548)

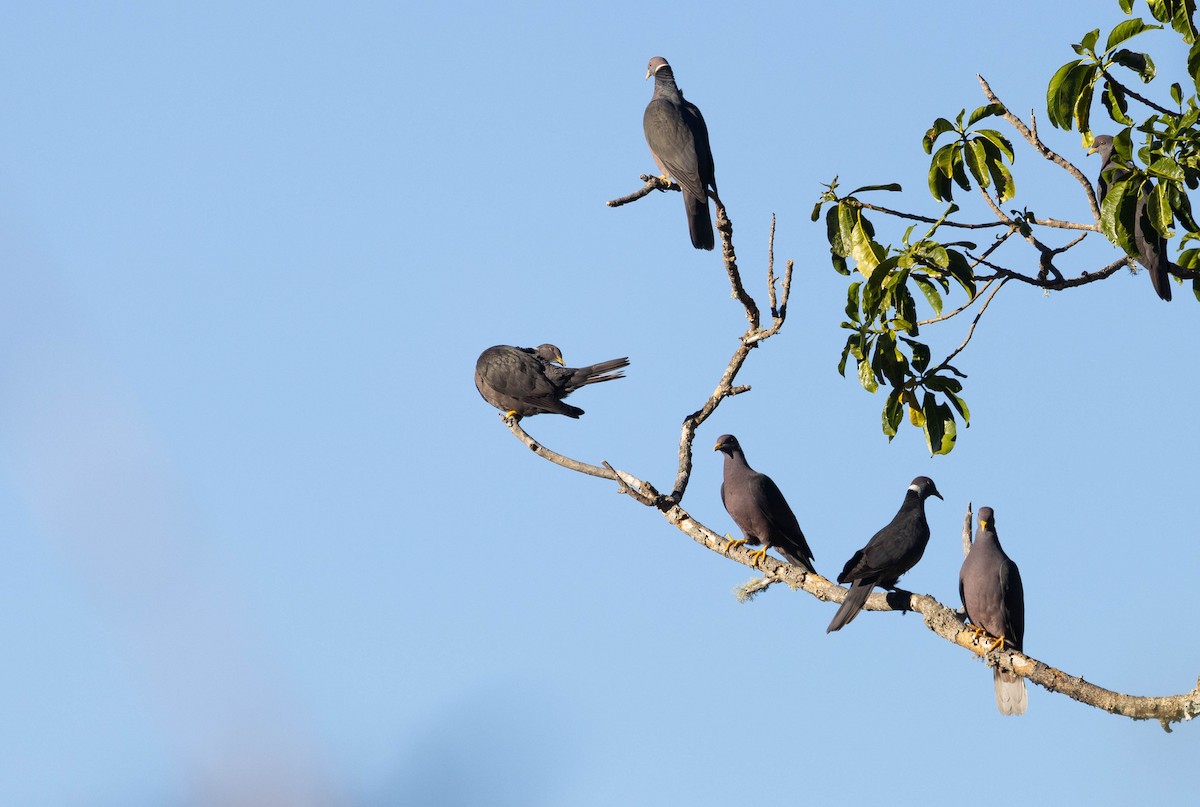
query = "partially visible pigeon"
(827, 476, 942, 633)
(714, 434, 816, 573)
(644, 56, 718, 250)
(474, 344, 628, 419)
(1088, 134, 1173, 301)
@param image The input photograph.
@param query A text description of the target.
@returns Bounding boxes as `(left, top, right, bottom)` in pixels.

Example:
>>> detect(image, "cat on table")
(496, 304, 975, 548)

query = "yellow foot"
(964, 624, 988, 642)
(499, 409, 519, 421)
(723, 536, 748, 556)
(747, 547, 768, 567)
(985, 634, 1009, 654)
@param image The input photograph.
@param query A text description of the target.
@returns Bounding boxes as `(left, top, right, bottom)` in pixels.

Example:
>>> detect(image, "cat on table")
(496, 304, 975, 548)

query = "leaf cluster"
(814, 0, 1200, 455)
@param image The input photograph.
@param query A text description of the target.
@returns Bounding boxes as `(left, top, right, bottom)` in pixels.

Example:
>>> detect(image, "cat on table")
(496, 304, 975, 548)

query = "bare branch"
(977, 75, 1102, 218)
(961, 502, 974, 558)
(924, 278, 1007, 376)
(975, 256, 1127, 288)
(606, 175, 677, 207)
(716, 202, 760, 327)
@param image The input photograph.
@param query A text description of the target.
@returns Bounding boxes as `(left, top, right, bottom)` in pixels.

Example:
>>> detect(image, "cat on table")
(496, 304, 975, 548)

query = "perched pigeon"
(643, 56, 718, 250)
(960, 506, 1027, 716)
(826, 476, 943, 633)
(713, 434, 816, 573)
(1088, 134, 1173, 301)
(474, 344, 628, 420)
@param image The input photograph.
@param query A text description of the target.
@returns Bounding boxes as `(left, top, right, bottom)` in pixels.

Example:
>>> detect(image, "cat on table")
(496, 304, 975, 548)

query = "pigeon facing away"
(826, 476, 943, 633)
(474, 344, 629, 420)
(1088, 134, 1173, 301)
(714, 434, 816, 573)
(644, 56, 719, 250)
(959, 506, 1027, 716)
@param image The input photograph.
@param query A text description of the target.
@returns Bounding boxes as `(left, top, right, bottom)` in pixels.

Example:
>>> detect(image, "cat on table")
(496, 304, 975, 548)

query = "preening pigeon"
(826, 476, 942, 633)
(960, 506, 1027, 716)
(644, 56, 718, 250)
(714, 434, 816, 573)
(474, 344, 628, 420)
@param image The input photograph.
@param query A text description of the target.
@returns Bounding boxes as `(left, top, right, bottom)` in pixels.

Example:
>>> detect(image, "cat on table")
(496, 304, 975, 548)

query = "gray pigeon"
(644, 56, 718, 250)
(959, 506, 1027, 716)
(474, 344, 628, 419)
(1088, 134, 1173, 301)
(826, 476, 942, 633)
(713, 434, 816, 573)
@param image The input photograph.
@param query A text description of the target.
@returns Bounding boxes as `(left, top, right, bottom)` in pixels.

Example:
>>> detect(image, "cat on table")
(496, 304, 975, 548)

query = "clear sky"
(1, 2, 1196, 805)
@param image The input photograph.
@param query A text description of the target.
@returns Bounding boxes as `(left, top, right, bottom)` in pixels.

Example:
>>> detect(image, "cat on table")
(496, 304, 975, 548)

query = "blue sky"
(1, 2, 1196, 805)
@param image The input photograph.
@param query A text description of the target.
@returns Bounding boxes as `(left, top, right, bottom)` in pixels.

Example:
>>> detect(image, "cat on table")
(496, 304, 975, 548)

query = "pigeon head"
(1088, 135, 1115, 161)
(908, 476, 943, 501)
(646, 56, 671, 80)
(534, 344, 565, 365)
(713, 434, 741, 454)
(977, 506, 995, 530)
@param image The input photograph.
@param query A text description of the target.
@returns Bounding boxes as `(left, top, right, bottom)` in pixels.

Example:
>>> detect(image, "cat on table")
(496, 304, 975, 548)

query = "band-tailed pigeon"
(1088, 134, 1174, 301)
(959, 506, 1027, 716)
(826, 476, 942, 633)
(644, 56, 718, 251)
(713, 434, 816, 573)
(474, 344, 628, 420)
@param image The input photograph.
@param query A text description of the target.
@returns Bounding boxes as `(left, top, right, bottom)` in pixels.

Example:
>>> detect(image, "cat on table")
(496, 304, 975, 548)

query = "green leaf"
(882, 388, 903, 439)
(950, 147, 971, 192)
(849, 211, 888, 277)
(1073, 78, 1095, 136)
(1111, 48, 1156, 82)
(928, 142, 957, 201)
(964, 138, 990, 188)
(1101, 80, 1133, 126)
(827, 205, 848, 256)
(838, 336, 854, 376)
(923, 118, 956, 154)
(1119, 0, 1132, 13)
(989, 159, 1016, 204)
(1147, 157, 1186, 181)
(944, 390, 971, 424)
(974, 129, 1015, 162)
(847, 182, 903, 195)
(857, 353, 878, 393)
(1149, 181, 1174, 234)
(1081, 28, 1101, 53)
(1105, 19, 1160, 51)
(1046, 59, 1085, 129)
(912, 276, 944, 316)
(967, 103, 1005, 126)
(921, 393, 956, 456)
(902, 337, 931, 374)
(1167, 181, 1200, 231)
(924, 374, 964, 394)
(1189, 40, 1200, 92)
(1171, 82, 1184, 105)
(1100, 177, 1139, 253)
(845, 280, 862, 322)
(945, 250, 978, 298)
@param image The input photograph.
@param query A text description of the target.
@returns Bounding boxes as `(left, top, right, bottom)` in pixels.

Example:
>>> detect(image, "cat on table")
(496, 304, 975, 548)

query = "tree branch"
(502, 415, 1200, 729)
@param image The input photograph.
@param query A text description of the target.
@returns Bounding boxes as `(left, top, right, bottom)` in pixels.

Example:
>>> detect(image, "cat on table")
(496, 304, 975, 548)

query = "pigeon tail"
(826, 579, 873, 633)
(685, 192, 715, 250)
(776, 546, 816, 575)
(993, 669, 1028, 716)
(1149, 263, 1173, 301)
